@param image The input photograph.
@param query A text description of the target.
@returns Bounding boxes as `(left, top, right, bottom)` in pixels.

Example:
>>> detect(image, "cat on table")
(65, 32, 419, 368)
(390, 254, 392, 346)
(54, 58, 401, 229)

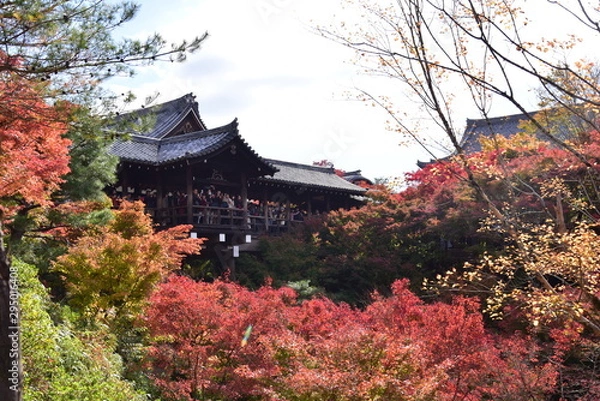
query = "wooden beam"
(121, 165, 129, 199)
(263, 188, 269, 232)
(241, 172, 248, 229)
(186, 164, 193, 224)
(156, 170, 164, 209)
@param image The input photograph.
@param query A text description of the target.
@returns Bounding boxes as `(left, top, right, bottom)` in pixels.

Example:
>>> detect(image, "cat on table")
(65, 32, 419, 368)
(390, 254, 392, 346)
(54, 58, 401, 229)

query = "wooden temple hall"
(107, 93, 367, 240)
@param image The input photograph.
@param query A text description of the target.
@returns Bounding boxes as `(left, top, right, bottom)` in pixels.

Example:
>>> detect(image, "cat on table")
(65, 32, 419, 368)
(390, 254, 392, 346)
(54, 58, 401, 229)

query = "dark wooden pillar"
(240, 172, 248, 229)
(156, 169, 164, 209)
(263, 188, 269, 232)
(121, 164, 129, 199)
(186, 164, 193, 224)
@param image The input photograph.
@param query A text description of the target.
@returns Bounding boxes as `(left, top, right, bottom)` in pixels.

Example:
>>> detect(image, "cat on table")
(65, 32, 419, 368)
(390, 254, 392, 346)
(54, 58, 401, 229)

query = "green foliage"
(238, 190, 483, 306)
(58, 106, 119, 202)
(238, 231, 321, 288)
(286, 280, 322, 301)
(0, 2, 206, 399)
(17, 259, 146, 401)
(0, 0, 207, 88)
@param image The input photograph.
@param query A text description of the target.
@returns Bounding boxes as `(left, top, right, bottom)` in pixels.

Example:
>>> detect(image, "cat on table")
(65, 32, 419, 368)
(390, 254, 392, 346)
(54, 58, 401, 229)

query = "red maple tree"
(144, 277, 558, 401)
(0, 61, 72, 400)
(0, 76, 70, 211)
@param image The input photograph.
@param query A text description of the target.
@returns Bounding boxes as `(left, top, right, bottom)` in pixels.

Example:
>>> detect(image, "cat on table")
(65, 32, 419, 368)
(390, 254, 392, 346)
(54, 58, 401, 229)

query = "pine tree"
(0, 2, 207, 399)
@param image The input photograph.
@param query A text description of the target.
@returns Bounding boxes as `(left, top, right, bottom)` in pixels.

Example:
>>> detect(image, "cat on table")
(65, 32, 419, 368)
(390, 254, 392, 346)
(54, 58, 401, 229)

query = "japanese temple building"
(107, 93, 367, 243)
(417, 109, 595, 168)
(416, 112, 532, 168)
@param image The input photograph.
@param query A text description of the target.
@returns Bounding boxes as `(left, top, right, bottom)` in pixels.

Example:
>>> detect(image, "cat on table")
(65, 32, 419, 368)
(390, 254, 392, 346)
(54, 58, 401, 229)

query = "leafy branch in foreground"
(0, 0, 207, 84)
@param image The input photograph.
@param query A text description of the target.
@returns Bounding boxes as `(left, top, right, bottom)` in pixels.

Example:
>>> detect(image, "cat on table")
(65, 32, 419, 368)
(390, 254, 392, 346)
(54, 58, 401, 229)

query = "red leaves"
(0, 72, 70, 211)
(145, 276, 292, 400)
(144, 276, 558, 401)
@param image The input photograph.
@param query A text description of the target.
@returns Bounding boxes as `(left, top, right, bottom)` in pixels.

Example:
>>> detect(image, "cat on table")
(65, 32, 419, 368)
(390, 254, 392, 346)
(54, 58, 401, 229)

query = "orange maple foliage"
(0, 70, 70, 212)
(53, 201, 203, 328)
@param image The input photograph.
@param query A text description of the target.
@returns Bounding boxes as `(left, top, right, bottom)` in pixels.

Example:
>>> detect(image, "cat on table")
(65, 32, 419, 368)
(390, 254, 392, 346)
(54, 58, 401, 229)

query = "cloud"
(107, 0, 429, 180)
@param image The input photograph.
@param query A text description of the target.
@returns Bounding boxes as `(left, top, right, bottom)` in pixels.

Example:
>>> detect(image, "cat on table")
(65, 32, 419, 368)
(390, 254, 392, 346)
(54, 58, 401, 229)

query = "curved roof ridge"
(265, 158, 335, 172)
(142, 92, 195, 112)
(119, 119, 236, 144)
(160, 119, 238, 144)
(465, 110, 537, 125)
(116, 93, 205, 139)
(255, 159, 366, 195)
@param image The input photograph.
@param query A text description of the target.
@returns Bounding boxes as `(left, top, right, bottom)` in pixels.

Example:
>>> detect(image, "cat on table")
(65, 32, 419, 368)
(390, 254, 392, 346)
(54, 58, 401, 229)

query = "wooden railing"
(146, 205, 303, 234)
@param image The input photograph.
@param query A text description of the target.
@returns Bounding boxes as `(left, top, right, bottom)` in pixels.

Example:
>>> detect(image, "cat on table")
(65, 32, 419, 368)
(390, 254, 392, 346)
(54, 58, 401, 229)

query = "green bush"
(17, 259, 146, 401)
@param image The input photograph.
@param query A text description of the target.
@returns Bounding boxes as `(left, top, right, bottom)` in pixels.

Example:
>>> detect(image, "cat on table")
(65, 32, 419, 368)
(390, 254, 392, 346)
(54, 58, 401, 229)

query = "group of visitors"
(107, 185, 308, 230)
(191, 186, 243, 225)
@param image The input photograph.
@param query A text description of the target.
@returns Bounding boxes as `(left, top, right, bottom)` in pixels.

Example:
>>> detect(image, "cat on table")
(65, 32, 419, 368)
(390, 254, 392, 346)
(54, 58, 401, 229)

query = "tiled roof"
(459, 112, 531, 153)
(109, 93, 369, 191)
(254, 159, 367, 195)
(416, 112, 532, 167)
(343, 170, 373, 185)
(113, 93, 206, 139)
(108, 94, 276, 174)
(460, 114, 528, 153)
(459, 108, 596, 154)
(417, 108, 595, 167)
(110, 119, 239, 165)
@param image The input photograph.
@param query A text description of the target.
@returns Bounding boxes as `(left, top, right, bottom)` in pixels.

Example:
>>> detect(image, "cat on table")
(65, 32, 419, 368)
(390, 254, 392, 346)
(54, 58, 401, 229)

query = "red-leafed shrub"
(144, 276, 558, 401)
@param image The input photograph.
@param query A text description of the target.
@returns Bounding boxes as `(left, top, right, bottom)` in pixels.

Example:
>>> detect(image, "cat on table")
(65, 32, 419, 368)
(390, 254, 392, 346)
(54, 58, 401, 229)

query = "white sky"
(106, 0, 595, 181)
(107, 0, 436, 181)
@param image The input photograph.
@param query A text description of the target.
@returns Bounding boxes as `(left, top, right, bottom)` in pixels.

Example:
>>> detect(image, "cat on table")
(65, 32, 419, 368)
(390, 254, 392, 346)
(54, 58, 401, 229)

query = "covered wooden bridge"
(108, 93, 367, 241)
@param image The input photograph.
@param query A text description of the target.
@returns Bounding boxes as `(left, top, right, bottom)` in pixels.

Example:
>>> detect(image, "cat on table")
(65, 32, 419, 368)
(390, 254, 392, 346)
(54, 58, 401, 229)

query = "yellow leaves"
(573, 59, 595, 71)
(491, 222, 599, 329)
(428, 216, 600, 332)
